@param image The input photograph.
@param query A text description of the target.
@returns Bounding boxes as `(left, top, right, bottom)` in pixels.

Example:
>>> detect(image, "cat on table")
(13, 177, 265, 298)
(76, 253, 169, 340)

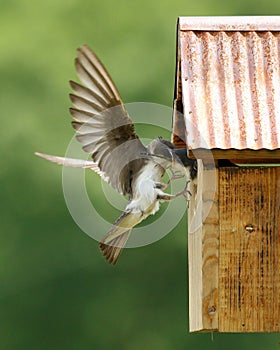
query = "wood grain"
(188, 160, 219, 332)
(188, 149, 280, 161)
(219, 167, 280, 332)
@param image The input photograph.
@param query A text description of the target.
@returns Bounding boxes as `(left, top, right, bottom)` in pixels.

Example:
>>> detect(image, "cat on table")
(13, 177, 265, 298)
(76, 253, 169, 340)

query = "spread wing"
(70, 45, 147, 195)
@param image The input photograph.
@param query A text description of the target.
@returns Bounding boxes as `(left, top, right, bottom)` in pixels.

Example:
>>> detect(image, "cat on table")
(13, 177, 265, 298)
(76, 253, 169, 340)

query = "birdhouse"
(172, 16, 280, 333)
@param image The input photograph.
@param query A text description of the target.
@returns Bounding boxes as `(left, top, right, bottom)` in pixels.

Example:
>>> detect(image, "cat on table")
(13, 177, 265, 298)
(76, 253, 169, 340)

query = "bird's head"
(146, 138, 183, 171)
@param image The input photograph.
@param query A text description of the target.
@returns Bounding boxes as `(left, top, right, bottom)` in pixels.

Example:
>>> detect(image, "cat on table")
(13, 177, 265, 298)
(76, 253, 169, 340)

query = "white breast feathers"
(125, 162, 164, 215)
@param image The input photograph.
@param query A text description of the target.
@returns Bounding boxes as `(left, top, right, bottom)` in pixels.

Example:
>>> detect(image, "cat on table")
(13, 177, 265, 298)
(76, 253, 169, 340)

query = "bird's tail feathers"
(99, 229, 131, 265)
(99, 211, 142, 265)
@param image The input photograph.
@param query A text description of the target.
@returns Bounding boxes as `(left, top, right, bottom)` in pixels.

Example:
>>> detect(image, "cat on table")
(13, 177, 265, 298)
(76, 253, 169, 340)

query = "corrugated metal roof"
(179, 16, 280, 31)
(176, 16, 280, 152)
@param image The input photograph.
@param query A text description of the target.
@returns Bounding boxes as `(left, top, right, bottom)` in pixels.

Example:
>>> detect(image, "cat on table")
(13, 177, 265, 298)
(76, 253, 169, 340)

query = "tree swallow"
(36, 45, 197, 265)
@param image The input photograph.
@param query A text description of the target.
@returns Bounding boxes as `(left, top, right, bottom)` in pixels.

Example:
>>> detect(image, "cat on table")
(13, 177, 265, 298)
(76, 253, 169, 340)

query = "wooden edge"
(188, 160, 219, 332)
(188, 148, 280, 161)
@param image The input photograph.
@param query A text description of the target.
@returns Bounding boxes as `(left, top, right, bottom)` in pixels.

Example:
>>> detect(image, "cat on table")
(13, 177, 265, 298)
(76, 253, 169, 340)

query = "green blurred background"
(1, 0, 280, 349)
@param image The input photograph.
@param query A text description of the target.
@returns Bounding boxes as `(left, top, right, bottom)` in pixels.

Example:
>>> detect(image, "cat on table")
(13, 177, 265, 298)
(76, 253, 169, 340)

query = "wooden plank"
(188, 160, 219, 332)
(188, 149, 280, 161)
(219, 167, 280, 332)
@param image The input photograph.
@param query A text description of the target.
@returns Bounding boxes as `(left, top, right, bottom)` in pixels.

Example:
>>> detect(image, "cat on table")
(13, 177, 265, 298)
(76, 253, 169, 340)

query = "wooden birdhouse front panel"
(173, 16, 280, 333)
(219, 166, 280, 332)
(187, 162, 280, 333)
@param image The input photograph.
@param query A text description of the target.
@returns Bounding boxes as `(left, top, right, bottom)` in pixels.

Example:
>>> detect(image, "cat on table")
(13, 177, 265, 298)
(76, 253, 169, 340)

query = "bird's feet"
(157, 180, 192, 206)
(173, 180, 192, 202)
(166, 169, 185, 186)
(155, 169, 185, 191)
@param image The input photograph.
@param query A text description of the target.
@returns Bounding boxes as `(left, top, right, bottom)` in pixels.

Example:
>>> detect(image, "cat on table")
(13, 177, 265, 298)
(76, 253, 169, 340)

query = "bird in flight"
(36, 45, 197, 265)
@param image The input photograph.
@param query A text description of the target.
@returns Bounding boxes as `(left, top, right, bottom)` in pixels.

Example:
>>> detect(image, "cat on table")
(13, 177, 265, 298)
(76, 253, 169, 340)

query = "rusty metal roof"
(175, 16, 280, 154)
